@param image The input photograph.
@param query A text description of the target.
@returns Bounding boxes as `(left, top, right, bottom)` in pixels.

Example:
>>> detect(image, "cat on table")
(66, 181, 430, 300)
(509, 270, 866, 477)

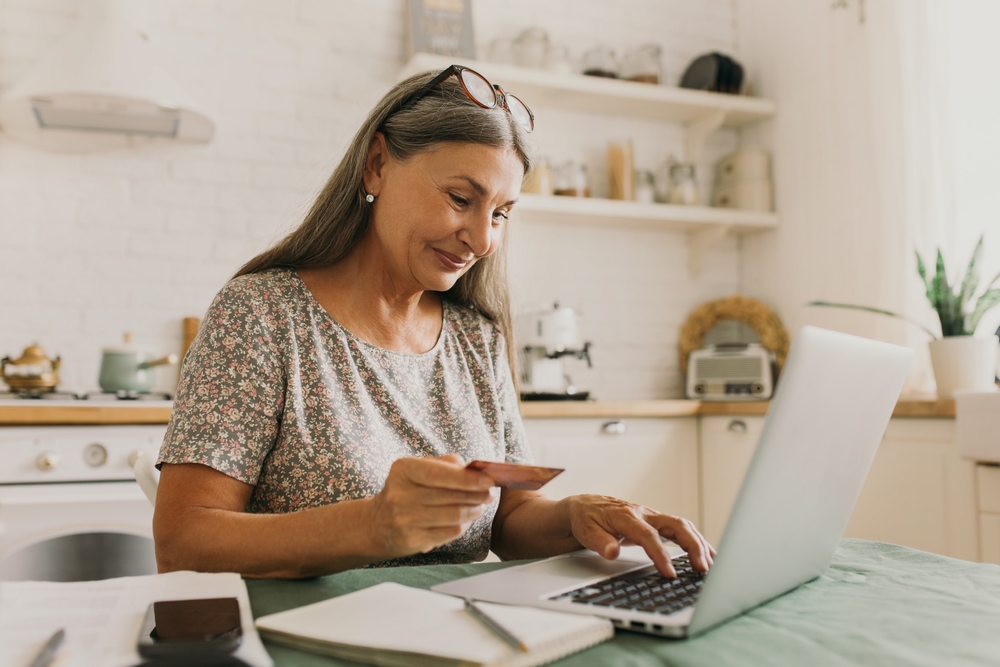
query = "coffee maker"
(519, 303, 592, 401)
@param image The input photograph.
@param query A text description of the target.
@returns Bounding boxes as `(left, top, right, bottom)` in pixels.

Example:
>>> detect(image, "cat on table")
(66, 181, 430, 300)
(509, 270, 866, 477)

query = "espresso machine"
(519, 303, 592, 401)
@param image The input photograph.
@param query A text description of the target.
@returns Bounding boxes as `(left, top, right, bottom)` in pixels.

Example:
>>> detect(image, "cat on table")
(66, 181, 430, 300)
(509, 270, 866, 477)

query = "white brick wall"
(0, 0, 740, 399)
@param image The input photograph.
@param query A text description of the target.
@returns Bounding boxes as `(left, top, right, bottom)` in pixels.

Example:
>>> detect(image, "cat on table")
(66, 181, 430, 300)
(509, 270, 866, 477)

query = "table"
(246, 539, 1000, 667)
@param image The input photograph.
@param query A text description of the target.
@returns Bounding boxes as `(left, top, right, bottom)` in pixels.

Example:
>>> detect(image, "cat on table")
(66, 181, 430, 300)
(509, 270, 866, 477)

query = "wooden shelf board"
(515, 193, 777, 232)
(399, 53, 776, 126)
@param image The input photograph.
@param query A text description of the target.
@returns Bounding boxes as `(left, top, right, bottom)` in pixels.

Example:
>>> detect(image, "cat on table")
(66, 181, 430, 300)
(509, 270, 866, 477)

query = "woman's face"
(364, 138, 524, 294)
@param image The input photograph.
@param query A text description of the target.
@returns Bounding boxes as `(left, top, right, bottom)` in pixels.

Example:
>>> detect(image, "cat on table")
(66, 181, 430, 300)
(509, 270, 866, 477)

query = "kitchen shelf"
(397, 53, 779, 275)
(515, 193, 777, 233)
(398, 53, 776, 128)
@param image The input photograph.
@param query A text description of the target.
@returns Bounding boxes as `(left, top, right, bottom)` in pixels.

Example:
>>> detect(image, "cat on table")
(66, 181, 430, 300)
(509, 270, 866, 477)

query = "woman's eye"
(450, 194, 469, 207)
(492, 210, 509, 224)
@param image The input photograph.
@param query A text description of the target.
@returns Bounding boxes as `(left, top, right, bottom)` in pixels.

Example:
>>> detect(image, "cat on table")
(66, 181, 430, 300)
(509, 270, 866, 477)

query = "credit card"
(466, 460, 565, 490)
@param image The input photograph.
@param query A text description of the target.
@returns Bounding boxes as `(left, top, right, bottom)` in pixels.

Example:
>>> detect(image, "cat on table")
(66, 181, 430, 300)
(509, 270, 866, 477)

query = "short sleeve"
(492, 330, 533, 465)
(158, 276, 287, 485)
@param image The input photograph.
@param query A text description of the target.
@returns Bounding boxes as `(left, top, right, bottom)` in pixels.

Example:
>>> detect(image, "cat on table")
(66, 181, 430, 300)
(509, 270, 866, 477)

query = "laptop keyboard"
(550, 555, 705, 616)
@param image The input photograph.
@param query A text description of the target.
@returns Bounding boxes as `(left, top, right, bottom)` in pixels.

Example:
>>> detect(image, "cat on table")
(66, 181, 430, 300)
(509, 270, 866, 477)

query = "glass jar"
(553, 161, 589, 197)
(621, 44, 662, 84)
(543, 45, 574, 75)
(522, 157, 553, 195)
(487, 38, 515, 65)
(668, 161, 698, 205)
(513, 28, 549, 69)
(581, 46, 618, 78)
(634, 170, 656, 203)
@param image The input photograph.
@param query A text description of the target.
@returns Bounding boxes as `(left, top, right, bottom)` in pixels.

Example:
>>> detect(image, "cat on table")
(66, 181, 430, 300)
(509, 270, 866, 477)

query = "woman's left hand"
(565, 494, 716, 578)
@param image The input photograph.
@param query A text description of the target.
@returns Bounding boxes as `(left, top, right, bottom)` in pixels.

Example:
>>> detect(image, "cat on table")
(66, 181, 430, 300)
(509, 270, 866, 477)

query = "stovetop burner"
(0, 390, 172, 402)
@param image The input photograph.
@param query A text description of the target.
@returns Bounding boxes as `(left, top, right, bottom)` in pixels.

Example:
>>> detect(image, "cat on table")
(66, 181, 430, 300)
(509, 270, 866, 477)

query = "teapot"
(98, 333, 177, 394)
(0, 344, 61, 393)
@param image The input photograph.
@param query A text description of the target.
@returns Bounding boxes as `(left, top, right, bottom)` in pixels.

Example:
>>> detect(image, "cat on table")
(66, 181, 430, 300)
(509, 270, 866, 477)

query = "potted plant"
(810, 235, 1000, 398)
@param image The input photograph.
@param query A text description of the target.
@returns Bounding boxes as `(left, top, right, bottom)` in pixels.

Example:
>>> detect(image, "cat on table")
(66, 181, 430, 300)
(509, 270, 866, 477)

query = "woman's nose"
(460, 212, 494, 257)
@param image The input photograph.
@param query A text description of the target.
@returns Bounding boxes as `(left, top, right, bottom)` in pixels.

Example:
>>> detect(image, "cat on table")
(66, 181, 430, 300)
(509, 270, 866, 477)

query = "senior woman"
(154, 66, 715, 579)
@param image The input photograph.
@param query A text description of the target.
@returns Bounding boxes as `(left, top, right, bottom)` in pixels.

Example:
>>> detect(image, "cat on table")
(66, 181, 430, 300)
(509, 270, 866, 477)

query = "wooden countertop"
(520, 399, 955, 419)
(0, 402, 173, 426)
(0, 399, 955, 425)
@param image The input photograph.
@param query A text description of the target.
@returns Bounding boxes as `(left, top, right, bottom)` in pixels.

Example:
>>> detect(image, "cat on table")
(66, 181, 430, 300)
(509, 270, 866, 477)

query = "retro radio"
(685, 343, 773, 401)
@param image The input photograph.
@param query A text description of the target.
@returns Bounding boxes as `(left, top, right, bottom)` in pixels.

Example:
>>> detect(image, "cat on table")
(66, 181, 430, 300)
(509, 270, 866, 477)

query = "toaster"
(686, 343, 774, 401)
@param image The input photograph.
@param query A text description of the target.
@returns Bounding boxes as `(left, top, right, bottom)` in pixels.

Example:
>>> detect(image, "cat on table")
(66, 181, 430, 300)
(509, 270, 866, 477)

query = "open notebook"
(254, 582, 613, 667)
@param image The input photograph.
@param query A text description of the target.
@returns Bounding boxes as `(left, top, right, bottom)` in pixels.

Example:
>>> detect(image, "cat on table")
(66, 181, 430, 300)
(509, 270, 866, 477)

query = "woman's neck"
(297, 236, 443, 354)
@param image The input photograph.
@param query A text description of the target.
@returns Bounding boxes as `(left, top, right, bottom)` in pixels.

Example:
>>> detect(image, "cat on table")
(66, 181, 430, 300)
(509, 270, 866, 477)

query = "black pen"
(29, 628, 64, 667)
(464, 599, 527, 652)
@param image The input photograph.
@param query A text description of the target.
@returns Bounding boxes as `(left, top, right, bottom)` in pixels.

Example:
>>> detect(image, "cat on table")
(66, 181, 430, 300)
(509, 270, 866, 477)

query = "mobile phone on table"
(137, 597, 242, 658)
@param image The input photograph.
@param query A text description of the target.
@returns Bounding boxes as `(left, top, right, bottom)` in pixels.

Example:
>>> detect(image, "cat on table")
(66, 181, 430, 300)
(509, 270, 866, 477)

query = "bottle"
(608, 142, 634, 201)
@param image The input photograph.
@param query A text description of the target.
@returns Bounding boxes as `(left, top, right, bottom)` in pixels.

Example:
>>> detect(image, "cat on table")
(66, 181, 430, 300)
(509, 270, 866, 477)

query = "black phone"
(137, 597, 243, 658)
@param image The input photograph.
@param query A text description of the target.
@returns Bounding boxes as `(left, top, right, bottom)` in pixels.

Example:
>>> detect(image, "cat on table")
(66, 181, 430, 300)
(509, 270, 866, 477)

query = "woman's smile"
(432, 247, 473, 271)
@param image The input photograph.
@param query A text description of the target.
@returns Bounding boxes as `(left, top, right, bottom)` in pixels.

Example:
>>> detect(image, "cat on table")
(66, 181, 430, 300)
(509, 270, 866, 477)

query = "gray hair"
(237, 70, 535, 372)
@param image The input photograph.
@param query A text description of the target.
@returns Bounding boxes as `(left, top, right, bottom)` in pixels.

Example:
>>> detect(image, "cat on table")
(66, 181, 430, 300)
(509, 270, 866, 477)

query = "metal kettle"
(0, 344, 61, 393)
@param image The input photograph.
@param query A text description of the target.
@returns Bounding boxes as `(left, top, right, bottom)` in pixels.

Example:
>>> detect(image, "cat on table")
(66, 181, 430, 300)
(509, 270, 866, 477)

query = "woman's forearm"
(490, 493, 583, 560)
(154, 497, 382, 578)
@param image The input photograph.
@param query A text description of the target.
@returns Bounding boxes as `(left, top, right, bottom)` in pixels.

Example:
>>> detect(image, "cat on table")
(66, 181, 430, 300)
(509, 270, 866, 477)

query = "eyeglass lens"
(459, 69, 497, 108)
(505, 95, 533, 131)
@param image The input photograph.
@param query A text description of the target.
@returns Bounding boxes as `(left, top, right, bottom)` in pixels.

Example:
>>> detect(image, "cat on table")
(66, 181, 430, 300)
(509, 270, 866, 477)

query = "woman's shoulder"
(205, 268, 304, 328)
(445, 301, 506, 348)
(215, 267, 297, 302)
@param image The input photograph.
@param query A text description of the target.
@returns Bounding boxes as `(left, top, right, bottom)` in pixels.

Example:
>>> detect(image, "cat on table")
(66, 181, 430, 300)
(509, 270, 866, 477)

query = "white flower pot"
(928, 335, 999, 399)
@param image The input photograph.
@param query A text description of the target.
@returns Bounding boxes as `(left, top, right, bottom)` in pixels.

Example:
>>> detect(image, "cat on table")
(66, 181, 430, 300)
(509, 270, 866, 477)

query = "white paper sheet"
(0, 571, 272, 667)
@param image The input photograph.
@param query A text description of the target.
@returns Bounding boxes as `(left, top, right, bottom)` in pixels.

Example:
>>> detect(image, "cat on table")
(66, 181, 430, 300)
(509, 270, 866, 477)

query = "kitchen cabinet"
(977, 465, 1000, 565)
(699, 416, 980, 561)
(523, 417, 699, 522)
(699, 415, 765, 544)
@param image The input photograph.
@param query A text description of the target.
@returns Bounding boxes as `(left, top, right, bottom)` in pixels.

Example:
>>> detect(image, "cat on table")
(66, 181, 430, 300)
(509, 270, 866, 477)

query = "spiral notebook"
(254, 582, 613, 667)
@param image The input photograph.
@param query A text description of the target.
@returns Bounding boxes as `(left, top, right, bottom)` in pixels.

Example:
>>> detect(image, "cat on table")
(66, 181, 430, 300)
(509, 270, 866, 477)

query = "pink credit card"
(466, 460, 565, 490)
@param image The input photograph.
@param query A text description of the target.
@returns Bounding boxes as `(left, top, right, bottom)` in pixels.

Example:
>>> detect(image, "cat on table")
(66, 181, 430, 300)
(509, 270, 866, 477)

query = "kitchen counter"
(519, 399, 955, 419)
(0, 401, 173, 425)
(0, 399, 954, 425)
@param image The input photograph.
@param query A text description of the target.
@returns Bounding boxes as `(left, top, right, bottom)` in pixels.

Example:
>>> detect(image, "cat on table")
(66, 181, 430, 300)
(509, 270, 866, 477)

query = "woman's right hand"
(368, 454, 495, 559)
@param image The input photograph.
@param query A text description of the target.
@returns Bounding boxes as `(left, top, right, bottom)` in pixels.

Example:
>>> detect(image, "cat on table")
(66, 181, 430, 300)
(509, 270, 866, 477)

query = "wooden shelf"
(515, 193, 778, 233)
(398, 53, 776, 127)
(397, 54, 779, 276)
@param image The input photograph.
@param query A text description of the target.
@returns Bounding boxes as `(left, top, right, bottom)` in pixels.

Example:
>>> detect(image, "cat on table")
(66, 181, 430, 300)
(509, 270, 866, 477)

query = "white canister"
(928, 335, 999, 398)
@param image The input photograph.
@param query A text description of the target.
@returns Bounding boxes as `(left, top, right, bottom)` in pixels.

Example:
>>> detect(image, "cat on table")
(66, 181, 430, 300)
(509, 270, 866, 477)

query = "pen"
(464, 599, 527, 653)
(29, 628, 64, 667)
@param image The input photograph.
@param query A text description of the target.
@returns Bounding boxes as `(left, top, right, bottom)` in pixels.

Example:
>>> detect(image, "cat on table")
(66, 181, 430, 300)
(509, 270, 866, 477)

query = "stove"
(0, 415, 169, 581)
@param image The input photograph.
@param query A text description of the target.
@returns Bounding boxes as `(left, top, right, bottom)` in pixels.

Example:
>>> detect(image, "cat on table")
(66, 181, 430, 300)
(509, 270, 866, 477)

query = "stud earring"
(365, 193, 375, 203)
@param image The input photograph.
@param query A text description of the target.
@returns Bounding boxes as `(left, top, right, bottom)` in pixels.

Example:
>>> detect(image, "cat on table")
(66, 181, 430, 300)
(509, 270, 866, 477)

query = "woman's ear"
(363, 132, 389, 196)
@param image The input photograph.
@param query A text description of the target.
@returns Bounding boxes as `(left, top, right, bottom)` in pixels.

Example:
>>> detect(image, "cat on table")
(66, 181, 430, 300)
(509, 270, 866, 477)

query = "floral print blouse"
(157, 268, 531, 567)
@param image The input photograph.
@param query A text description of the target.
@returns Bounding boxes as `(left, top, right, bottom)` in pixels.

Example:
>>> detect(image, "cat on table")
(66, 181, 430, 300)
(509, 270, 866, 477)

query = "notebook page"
(254, 582, 611, 666)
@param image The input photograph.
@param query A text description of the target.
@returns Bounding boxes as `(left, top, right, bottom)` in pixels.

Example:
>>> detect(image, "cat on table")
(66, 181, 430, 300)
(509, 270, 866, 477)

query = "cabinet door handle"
(601, 420, 627, 435)
(727, 419, 748, 433)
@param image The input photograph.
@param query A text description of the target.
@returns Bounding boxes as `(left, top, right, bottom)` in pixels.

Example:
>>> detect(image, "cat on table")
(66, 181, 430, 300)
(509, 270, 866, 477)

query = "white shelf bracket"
(687, 224, 732, 278)
(684, 110, 726, 164)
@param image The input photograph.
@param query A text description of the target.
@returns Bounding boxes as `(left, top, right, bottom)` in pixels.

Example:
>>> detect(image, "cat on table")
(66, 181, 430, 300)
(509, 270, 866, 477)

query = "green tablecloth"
(246, 539, 1000, 667)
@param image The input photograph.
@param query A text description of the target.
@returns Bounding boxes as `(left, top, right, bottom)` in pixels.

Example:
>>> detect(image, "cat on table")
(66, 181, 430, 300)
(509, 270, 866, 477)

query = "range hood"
(0, 0, 214, 151)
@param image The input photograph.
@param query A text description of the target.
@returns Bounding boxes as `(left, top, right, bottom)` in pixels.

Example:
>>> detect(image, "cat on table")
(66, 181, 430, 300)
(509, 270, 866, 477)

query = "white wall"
(736, 0, 1000, 394)
(0, 0, 742, 399)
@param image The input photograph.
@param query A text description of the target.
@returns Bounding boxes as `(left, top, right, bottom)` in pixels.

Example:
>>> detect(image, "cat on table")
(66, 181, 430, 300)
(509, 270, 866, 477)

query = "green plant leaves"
(969, 288, 1000, 334)
(958, 236, 983, 311)
(811, 237, 1000, 338)
(806, 301, 939, 339)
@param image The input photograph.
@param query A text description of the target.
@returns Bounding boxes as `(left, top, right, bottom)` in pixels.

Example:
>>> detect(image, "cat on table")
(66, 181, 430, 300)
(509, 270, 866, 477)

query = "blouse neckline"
(287, 268, 449, 359)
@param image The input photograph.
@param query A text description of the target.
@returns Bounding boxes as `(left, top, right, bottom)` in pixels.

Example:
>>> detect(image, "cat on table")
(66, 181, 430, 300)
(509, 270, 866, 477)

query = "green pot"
(98, 348, 177, 393)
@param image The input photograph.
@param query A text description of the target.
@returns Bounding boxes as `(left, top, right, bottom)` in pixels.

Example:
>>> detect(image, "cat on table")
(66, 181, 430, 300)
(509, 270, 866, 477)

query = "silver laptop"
(434, 326, 913, 638)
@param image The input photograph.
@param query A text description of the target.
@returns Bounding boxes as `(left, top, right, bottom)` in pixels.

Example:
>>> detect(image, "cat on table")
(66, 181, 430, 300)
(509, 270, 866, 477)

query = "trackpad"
(519, 554, 648, 580)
